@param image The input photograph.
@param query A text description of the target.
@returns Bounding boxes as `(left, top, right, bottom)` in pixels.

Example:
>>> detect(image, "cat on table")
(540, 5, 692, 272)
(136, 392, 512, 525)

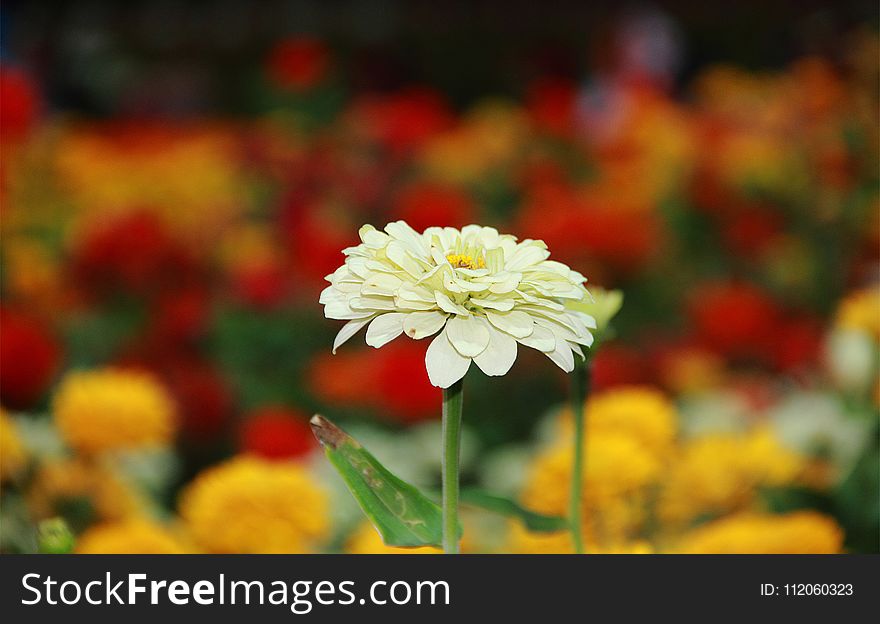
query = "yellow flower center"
(446, 253, 485, 270)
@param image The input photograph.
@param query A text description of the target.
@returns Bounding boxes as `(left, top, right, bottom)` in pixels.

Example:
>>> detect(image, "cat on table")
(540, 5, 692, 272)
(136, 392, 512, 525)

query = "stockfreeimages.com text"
(21, 572, 450, 614)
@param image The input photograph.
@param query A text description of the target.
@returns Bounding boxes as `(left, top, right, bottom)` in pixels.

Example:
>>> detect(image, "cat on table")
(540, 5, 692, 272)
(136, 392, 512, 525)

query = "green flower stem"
(569, 359, 590, 554)
(441, 380, 464, 554)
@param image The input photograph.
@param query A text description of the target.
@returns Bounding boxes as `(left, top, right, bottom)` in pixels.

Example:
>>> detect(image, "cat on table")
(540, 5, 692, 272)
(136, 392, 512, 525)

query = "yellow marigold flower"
(27, 458, 144, 522)
(0, 410, 28, 483)
(179, 456, 329, 554)
(526, 433, 661, 506)
(55, 127, 247, 250)
(345, 521, 441, 554)
(505, 522, 653, 554)
(835, 287, 880, 341)
(53, 369, 176, 454)
(419, 102, 528, 185)
(522, 432, 661, 546)
(590, 541, 653, 555)
(675, 511, 844, 554)
(504, 523, 573, 554)
(658, 427, 804, 525)
(76, 519, 193, 554)
(564, 386, 678, 460)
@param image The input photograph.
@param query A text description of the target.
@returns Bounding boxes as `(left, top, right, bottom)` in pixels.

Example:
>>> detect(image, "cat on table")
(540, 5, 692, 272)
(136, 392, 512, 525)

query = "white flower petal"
(415, 264, 446, 285)
(333, 317, 373, 354)
(360, 224, 391, 248)
(324, 300, 375, 320)
(426, 328, 472, 388)
(531, 312, 594, 346)
(487, 272, 522, 294)
(474, 323, 518, 376)
(365, 259, 406, 274)
(486, 310, 534, 339)
(531, 260, 572, 276)
(429, 245, 448, 266)
(403, 311, 448, 339)
(331, 280, 362, 294)
(361, 273, 403, 296)
(365, 313, 406, 348)
(446, 314, 490, 357)
(451, 274, 490, 293)
(435, 291, 469, 316)
(517, 323, 556, 352)
(469, 297, 515, 312)
(394, 297, 438, 311)
(386, 240, 426, 278)
(346, 257, 370, 279)
(350, 296, 398, 311)
(515, 289, 564, 311)
(505, 242, 549, 271)
(385, 220, 428, 255)
(545, 339, 575, 373)
(319, 285, 348, 305)
(397, 283, 436, 303)
(578, 312, 598, 330)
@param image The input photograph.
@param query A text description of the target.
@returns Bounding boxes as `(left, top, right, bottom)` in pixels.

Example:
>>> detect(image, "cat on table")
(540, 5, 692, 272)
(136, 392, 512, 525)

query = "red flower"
(590, 343, 650, 391)
(688, 282, 782, 361)
(308, 351, 368, 408)
(71, 210, 197, 300)
(230, 262, 289, 310)
(771, 316, 823, 373)
(371, 341, 439, 422)
(267, 37, 330, 91)
(239, 406, 315, 460)
(278, 193, 360, 290)
(347, 88, 453, 154)
(720, 207, 784, 257)
(162, 360, 234, 439)
(390, 182, 476, 232)
(517, 183, 660, 274)
(0, 307, 62, 410)
(150, 287, 211, 344)
(526, 78, 578, 136)
(0, 65, 40, 142)
(308, 342, 439, 423)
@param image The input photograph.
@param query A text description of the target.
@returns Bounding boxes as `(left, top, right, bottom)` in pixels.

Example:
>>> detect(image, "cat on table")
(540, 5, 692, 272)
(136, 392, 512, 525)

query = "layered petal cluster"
(321, 221, 595, 388)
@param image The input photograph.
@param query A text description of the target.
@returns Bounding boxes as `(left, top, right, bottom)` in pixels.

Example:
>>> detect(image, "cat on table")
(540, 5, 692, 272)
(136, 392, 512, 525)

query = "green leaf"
(37, 518, 75, 554)
(459, 488, 568, 533)
(310, 415, 450, 548)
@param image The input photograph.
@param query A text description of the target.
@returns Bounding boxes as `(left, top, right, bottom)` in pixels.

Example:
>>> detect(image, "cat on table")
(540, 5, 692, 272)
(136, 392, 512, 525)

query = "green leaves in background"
(459, 488, 568, 533)
(310, 415, 451, 548)
(37, 518, 75, 554)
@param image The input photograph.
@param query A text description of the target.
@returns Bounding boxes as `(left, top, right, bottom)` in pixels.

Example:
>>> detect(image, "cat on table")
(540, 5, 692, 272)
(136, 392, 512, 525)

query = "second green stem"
(569, 360, 590, 554)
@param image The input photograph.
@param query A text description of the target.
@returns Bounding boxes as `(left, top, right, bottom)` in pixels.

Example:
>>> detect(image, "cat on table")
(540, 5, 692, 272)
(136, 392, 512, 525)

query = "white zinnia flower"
(321, 221, 596, 388)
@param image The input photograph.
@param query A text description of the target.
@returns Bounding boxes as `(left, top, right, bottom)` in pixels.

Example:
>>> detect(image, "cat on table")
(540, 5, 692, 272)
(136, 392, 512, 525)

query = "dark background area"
(3, 0, 877, 116)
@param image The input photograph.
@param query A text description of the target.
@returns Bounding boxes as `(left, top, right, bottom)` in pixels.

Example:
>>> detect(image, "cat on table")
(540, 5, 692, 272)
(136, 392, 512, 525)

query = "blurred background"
(1, 0, 877, 554)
